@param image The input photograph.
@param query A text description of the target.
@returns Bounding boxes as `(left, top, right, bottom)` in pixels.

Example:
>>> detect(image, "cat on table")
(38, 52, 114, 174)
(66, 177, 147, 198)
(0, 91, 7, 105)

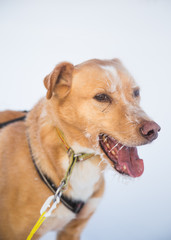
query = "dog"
(0, 58, 160, 240)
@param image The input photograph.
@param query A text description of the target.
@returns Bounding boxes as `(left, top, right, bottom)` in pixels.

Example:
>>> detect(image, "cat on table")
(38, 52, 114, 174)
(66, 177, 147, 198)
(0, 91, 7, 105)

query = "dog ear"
(44, 62, 74, 99)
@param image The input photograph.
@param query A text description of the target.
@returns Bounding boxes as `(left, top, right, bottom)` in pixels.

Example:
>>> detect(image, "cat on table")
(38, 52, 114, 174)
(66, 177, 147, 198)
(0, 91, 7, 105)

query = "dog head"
(44, 59, 160, 178)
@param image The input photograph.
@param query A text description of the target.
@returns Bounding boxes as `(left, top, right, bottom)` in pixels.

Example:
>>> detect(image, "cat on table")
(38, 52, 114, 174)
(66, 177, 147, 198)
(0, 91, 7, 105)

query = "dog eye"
(94, 94, 111, 103)
(133, 89, 140, 98)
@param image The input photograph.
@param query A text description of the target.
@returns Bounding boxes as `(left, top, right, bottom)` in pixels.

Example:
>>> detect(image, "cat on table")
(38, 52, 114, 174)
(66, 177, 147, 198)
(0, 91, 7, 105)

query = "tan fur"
(0, 59, 154, 240)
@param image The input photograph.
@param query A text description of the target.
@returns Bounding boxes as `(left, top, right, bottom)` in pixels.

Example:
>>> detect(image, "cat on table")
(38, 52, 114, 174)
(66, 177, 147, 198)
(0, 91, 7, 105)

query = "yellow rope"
(26, 211, 46, 240)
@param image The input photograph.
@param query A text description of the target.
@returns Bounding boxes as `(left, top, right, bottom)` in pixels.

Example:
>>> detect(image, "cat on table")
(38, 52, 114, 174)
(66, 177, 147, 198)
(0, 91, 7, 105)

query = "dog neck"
(26, 99, 104, 200)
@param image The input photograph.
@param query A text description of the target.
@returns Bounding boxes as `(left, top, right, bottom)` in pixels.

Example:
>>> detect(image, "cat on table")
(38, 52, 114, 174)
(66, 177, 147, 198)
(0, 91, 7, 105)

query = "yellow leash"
(26, 127, 94, 240)
(26, 212, 46, 240)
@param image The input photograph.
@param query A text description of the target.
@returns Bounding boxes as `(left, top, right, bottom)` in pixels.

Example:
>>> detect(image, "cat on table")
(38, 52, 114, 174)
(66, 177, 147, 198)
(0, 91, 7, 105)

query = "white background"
(0, 1, 171, 240)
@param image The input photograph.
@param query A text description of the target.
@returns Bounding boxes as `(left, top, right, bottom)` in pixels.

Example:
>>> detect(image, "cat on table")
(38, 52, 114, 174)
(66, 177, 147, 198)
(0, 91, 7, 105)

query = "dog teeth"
(103, 135, 107, 142)
(106, 143, 110, 149)
(111, 150, 116, 156)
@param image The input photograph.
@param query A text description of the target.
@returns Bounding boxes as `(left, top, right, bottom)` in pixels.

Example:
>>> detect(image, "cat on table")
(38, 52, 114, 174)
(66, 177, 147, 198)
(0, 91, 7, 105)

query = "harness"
(0, 113, 94, 239)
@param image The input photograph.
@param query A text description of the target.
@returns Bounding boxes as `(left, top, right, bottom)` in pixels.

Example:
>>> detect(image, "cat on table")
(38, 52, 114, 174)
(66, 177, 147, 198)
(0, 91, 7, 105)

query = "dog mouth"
(99, 134, 144, 178)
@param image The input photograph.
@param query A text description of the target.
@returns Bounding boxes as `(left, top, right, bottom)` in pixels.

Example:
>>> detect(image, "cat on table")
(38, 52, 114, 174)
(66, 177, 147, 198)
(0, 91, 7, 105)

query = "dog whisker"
(118, 145, 124, 151)
(109, 143, 118, 153)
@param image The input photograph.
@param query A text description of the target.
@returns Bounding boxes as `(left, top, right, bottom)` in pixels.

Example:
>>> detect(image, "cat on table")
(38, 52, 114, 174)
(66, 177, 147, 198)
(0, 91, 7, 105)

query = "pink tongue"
(117, 147, 144, 177)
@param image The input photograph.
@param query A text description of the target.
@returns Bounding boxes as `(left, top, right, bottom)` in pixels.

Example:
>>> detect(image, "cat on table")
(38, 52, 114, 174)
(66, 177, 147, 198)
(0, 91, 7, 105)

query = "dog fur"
(0, 59, 159, 240)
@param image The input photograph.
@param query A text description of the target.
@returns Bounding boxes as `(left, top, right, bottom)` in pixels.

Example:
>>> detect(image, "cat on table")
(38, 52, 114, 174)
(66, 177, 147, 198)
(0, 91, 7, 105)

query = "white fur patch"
(100, 65, 120, 93)
(101, 65, 119, 80)
(69, 158, 101, 201)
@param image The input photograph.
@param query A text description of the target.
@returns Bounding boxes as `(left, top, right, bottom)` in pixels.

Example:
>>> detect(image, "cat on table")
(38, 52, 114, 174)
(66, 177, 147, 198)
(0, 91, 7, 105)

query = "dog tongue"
(116, 147, 144, 177)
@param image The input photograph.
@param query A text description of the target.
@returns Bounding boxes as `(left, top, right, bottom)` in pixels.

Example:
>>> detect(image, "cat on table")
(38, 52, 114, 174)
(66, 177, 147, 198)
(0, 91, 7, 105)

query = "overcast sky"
(0, 1, 171, 240)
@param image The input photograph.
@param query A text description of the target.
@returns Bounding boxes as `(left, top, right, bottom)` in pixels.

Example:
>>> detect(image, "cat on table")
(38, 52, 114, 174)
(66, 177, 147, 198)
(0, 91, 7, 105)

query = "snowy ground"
(0, 1, 171, 240)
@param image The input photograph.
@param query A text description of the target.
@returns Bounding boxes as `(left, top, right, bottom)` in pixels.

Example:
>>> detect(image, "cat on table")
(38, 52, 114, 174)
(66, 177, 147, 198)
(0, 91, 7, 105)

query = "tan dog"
(0, 59, 160, 240)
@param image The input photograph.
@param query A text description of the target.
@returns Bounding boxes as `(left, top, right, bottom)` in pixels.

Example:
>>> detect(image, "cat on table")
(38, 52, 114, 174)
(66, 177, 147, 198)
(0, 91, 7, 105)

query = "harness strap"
(0, 115, 26, 129)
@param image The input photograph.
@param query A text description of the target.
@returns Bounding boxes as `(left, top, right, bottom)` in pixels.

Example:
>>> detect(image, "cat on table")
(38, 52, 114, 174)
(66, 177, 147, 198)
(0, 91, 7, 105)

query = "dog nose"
(140, 121, 161, 142)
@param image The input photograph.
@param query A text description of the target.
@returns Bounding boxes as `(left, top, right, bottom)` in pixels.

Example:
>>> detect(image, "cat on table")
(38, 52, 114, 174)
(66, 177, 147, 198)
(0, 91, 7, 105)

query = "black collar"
(0, 114, 84, 214)
(27, 135, 85, 215)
